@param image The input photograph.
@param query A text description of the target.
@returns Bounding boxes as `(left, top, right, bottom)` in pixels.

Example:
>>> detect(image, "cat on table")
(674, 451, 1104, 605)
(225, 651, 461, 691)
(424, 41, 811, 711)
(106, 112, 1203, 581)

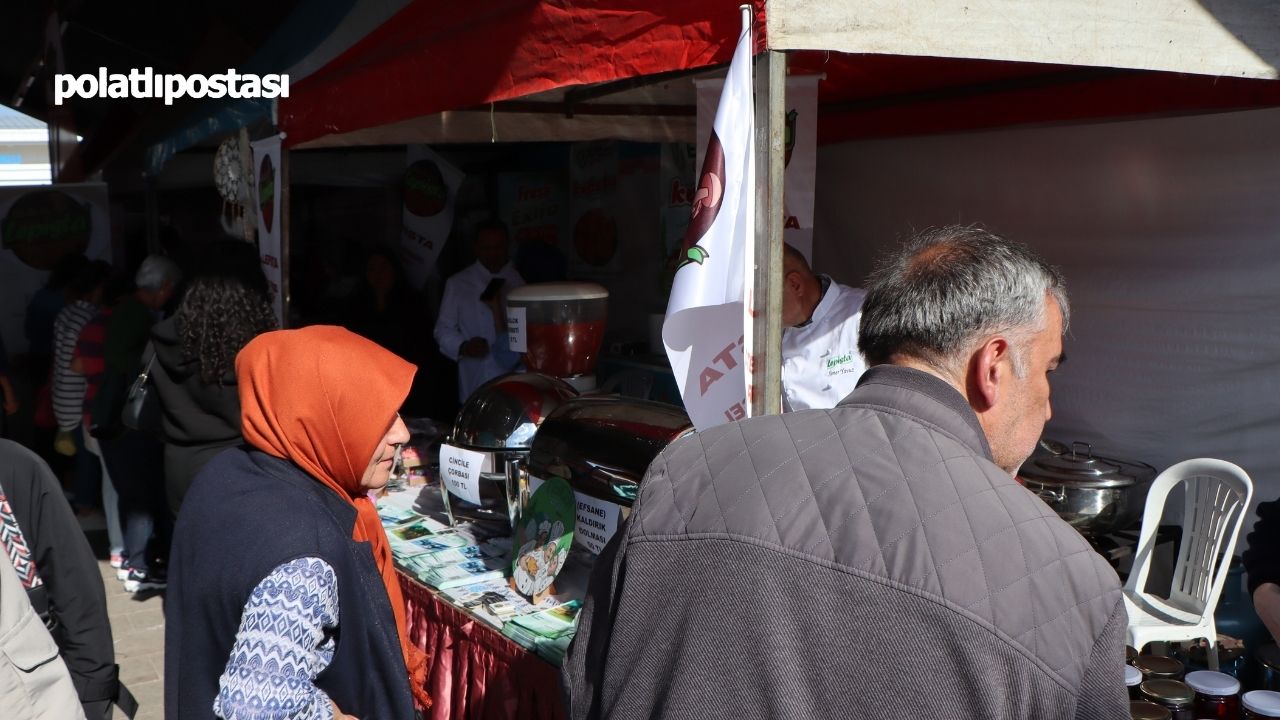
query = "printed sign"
(529, 476, 623, 555)
(438, 443, 492, 506)
(569, 141, 621, 276)
(0, 182, 110, 357)
(250, 135, 284, 326)
(513, 476, 576, 602)
(401, 145, 464, 287)
(506, 306, 527, 352)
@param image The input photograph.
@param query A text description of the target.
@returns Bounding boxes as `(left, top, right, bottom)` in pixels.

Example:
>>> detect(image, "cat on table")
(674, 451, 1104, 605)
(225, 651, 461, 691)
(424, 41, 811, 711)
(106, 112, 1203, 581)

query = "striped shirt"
(73, 309, 112, 425)
(51, 301, 97, 430)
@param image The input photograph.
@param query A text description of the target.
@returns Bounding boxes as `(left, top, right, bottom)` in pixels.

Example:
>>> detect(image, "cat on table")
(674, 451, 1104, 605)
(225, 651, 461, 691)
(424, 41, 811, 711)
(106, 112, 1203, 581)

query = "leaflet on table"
(400, 544, 504, 576)
(417, 557, 508, 589)
(389, 518, 447, 541)
(438, 443, 492, 506)
(500, 601, 583, 665)
(507, 599, 582, 639)
(441, 579, 558, 629)
(378, 505, 420, 528)
(528, 476, 622, 554)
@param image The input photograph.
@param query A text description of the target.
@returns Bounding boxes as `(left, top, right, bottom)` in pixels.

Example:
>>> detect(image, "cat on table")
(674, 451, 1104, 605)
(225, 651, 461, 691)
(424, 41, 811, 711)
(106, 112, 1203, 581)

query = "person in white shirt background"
(434, 220, 526, 402)
(781, 243, 868, 411)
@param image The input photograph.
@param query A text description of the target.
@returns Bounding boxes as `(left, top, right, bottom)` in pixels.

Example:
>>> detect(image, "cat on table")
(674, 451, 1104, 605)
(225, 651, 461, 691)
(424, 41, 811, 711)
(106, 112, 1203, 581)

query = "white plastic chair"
(1124, 458, 1253, 670)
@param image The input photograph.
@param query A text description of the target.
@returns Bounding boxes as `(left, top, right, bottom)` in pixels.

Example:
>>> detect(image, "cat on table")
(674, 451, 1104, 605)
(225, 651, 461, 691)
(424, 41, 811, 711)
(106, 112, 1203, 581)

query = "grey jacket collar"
(843, 365, 993, 461)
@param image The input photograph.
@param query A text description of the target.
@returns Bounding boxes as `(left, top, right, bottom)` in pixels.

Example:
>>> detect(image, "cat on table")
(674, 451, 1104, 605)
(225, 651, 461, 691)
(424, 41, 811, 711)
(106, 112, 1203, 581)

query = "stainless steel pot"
(1018, 440, 1156, 536)
(446, 373, 579, 525)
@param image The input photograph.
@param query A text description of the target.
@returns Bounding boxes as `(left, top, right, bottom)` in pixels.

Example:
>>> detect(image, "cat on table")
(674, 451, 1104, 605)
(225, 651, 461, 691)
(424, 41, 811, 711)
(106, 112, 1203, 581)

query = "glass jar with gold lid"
(1139, 679, 1194, 720)
(1134, 654, 1185, 682)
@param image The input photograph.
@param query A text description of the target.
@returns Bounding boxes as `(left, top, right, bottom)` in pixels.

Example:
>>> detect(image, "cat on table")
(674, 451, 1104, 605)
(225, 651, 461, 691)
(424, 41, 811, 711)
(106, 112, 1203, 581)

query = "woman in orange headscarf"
(164, 326, 430, 719)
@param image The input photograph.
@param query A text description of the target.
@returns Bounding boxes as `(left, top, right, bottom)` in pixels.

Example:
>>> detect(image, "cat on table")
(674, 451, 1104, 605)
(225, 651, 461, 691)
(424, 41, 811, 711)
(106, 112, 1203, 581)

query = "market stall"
(270, 1, 1280, 713)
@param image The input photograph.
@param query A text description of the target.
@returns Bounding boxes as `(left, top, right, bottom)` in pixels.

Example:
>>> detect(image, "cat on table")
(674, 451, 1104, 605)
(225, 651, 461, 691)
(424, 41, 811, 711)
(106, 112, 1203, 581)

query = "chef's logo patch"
(678, 129, 726, 270)
(825, 352, 859, 376)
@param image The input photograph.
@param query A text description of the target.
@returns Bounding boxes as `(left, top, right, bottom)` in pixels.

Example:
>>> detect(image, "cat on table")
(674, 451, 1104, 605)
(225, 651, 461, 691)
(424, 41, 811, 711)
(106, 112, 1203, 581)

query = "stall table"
(398, 570, 568, 720)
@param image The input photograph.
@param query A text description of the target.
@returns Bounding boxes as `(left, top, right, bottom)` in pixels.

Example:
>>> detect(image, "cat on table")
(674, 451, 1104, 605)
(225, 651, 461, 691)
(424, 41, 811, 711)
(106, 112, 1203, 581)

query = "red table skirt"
(398, 572, 568, 720)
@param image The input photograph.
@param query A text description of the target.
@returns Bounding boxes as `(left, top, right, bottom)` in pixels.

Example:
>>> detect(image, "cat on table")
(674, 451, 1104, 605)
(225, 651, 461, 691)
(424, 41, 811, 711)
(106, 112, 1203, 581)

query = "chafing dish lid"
(451, 373, 579, 450)
(529, 396, 693, 505)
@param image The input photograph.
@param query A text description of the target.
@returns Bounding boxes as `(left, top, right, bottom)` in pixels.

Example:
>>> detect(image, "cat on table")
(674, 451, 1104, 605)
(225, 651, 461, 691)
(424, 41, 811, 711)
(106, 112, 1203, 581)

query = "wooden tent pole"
(752, 48, 786, 416)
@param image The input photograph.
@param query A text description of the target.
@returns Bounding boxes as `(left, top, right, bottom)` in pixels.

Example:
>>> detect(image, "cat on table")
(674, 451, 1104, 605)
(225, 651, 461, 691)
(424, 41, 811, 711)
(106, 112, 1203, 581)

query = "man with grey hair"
(565, 226, 1128, 720)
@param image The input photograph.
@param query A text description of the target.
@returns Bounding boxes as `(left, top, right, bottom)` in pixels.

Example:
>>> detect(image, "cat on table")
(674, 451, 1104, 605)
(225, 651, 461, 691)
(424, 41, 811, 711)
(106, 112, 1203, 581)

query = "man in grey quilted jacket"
(564, 226, 1129, 720)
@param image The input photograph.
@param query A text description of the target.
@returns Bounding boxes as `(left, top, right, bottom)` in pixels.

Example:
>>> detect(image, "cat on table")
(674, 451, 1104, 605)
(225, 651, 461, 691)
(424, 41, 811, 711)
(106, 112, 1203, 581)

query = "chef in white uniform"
(435, 220, 525, 402)
(781, 244, 868, 411)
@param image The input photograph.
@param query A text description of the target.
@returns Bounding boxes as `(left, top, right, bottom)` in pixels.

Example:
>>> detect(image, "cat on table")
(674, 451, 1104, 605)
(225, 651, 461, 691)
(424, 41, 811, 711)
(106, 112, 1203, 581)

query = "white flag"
(662, 11, 754, 431)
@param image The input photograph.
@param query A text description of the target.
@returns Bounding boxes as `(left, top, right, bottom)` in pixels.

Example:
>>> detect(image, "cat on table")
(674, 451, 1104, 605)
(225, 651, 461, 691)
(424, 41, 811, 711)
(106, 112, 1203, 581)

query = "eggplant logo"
(678, 130, 726, 270)
(258, 154, 275, 233)
(403, 159, 448, 217)
(1, 190, 92, 270)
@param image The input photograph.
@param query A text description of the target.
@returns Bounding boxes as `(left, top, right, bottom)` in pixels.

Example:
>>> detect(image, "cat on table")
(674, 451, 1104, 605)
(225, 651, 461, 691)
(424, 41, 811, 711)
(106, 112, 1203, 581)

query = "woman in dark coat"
(165, 326, 430, 718)
(150, 242, 277, 516)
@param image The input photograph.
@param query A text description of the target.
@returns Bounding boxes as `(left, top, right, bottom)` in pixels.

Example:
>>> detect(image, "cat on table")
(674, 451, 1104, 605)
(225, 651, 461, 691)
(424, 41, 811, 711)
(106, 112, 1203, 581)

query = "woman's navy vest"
(165, 448, 414, 719)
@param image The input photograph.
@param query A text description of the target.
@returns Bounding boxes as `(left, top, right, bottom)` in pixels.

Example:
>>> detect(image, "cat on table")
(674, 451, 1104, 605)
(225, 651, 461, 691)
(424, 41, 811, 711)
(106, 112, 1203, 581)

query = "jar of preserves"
(1130, 701, 1173, 720)
(1126, 665, 1145, 700)
(1135, 654, 1186, 682)
(1243, 690, 1280, 719)
(1139, 679, 1195, 720)
(1184, 670, 1240, 719)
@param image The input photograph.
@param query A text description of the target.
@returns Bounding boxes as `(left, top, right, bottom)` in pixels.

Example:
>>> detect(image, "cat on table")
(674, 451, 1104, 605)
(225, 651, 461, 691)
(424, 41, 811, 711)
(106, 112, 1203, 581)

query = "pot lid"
(1185, 670, 1240, 696)
(528, 397, 693, 506)
(508, 282, 608, 302)
(1140, 679, 1193, 706)
(1134, 654, 1184, 678)
(451, 373, 579, 450)
(1019, 440, 1157, 489)
(1125, 665, 1143, 687)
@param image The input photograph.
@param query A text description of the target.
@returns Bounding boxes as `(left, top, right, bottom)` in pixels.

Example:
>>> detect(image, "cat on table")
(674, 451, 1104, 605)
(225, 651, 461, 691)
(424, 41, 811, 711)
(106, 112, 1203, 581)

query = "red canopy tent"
(281, 0, 1280, 149)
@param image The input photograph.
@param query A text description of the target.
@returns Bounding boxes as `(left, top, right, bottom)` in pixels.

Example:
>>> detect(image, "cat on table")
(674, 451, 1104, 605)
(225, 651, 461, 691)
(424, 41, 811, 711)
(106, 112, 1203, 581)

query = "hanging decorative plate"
(213, 137, 246, 205)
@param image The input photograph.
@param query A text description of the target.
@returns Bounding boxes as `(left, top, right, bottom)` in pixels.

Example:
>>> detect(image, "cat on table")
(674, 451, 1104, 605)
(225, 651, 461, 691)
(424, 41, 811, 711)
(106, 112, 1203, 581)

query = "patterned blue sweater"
(214, 557, 339, 720)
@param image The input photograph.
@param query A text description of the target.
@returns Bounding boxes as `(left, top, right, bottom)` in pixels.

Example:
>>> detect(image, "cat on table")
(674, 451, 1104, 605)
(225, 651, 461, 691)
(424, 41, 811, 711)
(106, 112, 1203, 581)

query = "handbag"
(121, 350, 161, 436)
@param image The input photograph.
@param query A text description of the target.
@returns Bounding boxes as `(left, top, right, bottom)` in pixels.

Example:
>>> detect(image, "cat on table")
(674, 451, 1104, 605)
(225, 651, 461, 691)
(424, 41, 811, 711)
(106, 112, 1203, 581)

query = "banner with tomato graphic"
(0, 182, 110, 355)
(250, 135, 284, 325)
(401, 145, 464, 289)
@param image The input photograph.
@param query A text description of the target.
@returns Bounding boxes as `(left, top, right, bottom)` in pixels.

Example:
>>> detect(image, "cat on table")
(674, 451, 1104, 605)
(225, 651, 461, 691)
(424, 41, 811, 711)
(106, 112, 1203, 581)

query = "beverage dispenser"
(506, 282, 608, 392)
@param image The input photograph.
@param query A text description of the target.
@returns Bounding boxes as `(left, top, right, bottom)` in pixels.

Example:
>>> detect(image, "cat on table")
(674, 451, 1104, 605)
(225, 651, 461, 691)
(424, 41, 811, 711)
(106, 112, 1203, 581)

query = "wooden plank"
(751, 50, 786, 417)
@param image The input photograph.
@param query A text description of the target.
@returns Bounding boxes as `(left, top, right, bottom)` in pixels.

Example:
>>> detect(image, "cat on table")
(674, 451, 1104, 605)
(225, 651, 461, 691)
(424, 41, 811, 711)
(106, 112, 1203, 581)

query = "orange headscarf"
(236, 325, 430, 709)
